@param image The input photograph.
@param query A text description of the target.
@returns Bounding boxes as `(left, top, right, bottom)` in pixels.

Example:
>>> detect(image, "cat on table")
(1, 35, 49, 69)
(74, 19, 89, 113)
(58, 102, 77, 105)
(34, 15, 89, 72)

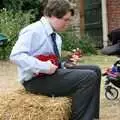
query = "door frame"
(79, 0, 108, 47)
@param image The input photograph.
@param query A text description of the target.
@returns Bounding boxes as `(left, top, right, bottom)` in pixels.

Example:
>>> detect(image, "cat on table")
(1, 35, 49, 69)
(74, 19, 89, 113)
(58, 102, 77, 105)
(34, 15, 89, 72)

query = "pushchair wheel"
(105, 86, 119, 100)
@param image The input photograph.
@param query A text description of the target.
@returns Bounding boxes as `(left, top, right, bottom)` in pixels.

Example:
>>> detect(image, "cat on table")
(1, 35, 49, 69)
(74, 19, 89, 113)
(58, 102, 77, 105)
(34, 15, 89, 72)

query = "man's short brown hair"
(44, 0, 74, 18)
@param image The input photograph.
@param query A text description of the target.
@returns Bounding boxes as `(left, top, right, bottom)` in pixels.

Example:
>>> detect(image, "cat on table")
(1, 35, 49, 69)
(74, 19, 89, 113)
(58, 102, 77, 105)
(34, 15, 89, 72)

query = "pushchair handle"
(114, 60, 120, 66)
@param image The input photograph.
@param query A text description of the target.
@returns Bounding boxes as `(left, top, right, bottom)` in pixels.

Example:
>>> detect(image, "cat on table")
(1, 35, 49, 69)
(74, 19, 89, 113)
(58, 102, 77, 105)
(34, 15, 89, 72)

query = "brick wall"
(107, 0, 120, 32)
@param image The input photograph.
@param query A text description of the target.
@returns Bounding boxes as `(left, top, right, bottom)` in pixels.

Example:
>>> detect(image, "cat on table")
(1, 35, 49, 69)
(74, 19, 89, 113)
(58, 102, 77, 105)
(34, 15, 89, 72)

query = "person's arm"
(10, 30, 57, 75)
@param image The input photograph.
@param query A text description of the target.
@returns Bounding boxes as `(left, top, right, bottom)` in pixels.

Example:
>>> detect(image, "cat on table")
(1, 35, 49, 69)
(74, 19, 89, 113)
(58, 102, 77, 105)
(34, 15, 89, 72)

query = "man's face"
(51, 12, 72, 32)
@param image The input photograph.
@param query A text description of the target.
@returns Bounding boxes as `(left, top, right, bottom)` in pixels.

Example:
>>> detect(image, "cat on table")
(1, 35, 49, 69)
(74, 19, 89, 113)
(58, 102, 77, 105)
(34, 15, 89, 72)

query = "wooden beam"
(79, 0, 85, 37)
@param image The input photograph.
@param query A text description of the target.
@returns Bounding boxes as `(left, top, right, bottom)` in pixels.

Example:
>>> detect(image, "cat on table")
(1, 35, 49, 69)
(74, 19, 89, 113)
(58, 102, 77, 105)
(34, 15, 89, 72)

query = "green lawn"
(80, 55, 117, 69)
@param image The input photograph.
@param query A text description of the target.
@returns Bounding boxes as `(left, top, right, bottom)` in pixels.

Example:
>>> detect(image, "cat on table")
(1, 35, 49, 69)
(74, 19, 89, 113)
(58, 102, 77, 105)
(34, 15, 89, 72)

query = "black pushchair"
(103, 60, 120, 100)
(102, 28, 120, 100)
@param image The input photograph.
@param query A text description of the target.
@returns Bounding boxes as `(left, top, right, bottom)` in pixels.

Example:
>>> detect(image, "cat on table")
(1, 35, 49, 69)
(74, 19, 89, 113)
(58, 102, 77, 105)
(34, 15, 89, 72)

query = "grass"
(80, 55, 117, 68)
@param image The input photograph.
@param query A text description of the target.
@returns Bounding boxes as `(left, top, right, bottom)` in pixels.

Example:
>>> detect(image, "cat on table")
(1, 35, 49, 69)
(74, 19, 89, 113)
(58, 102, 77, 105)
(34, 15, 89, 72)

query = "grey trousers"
(23, 65, 101, 120)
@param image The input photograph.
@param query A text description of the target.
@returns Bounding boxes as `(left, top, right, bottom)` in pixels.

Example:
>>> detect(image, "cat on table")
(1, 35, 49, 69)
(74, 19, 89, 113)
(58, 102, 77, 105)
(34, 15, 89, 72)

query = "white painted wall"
(101, 0, 108, 47)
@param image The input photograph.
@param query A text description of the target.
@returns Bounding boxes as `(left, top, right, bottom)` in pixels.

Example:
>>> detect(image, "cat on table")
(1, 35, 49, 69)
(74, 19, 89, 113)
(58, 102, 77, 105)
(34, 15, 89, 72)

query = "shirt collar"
(40, 16, 54, 36)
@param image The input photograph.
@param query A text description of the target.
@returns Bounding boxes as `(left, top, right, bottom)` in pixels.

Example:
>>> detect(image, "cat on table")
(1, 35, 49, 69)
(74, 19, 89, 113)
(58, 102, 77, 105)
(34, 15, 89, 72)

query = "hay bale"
(0, 89, 72, 120)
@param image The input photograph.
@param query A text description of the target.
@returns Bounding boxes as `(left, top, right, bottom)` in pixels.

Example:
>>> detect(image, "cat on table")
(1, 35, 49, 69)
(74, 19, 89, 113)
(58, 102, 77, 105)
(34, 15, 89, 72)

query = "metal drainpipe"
(101, 0, 108, 47)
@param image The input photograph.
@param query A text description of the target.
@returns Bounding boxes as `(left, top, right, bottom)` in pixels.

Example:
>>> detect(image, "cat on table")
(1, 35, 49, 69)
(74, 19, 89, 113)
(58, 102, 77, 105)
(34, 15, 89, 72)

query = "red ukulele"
(34, 54, 59, 76)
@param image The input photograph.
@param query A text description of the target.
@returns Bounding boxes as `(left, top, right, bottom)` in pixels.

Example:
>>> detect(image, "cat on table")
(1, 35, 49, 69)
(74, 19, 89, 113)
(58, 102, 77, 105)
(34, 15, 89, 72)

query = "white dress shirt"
(10, 16, 62, 83)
